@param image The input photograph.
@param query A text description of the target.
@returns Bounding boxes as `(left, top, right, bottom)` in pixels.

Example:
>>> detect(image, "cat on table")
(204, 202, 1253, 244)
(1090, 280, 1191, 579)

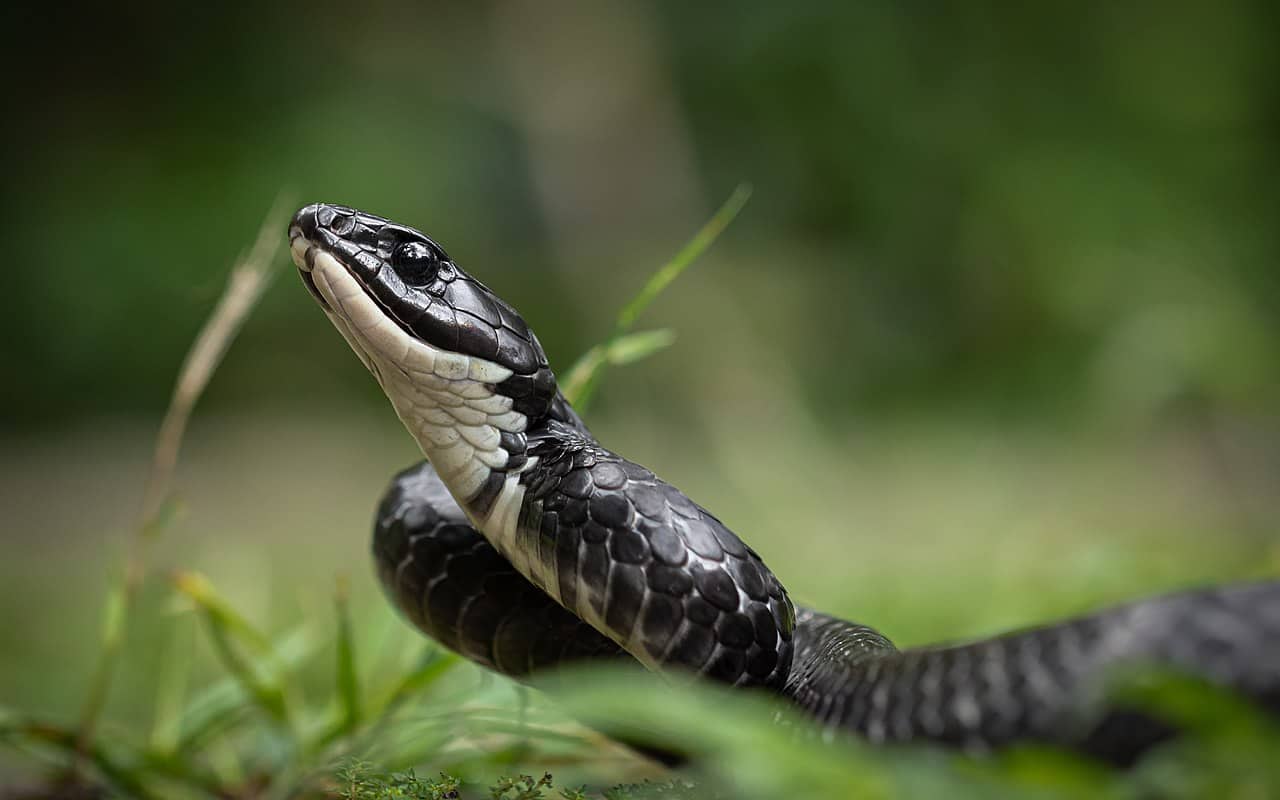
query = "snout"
(289, 203, 323, 242)
(289, 202, 354, 275)
(288, 203, 335, 307)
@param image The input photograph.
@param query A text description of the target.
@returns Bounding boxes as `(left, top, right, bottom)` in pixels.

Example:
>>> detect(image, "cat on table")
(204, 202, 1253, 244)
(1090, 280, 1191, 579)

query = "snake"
(287, 202, 1280, 763)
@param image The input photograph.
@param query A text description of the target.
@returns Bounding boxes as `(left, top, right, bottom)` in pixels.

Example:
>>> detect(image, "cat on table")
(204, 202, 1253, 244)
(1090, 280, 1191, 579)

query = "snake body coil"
(289, 203, 1280, 761)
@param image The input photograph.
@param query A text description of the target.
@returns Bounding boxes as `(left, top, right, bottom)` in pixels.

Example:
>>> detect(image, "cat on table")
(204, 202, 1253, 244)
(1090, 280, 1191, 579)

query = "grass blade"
(173, 624, 318, 755)
(5, 718, 162, 800)
(148, 612, 195, 754)
(616, 183, 752, 332)
(335, 576, 362, 735)
(173, 571, 275, 655)
(173, 571, 292, 728)
(563, 183, 751, 411)
(344, 648, 461, 756)
(373, 649, 461, 717)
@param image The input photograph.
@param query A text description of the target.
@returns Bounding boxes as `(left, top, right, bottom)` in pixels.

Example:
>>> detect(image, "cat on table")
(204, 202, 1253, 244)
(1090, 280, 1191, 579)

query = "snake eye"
(393, 241, 438, 285)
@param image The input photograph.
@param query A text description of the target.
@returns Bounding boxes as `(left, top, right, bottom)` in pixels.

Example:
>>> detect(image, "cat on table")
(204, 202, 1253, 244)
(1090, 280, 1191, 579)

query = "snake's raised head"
(289, 203, 548, 376)
(289, 202, 560, 510)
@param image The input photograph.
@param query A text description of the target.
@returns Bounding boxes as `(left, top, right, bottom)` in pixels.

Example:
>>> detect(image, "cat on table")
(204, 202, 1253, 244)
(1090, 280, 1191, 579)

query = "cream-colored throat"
(303, 248, 531, 503)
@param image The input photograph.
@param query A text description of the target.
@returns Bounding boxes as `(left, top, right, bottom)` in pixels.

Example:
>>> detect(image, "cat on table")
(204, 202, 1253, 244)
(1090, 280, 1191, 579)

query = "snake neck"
(504, 420, 798, 685)
(371, 329, 596, 561)
(377, 350, 523, 494)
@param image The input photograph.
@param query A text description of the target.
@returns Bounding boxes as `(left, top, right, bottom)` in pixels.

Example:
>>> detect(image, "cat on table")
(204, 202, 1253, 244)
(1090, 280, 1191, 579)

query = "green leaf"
(561, 330, 676, 404)
(1109, 669, 1280, 741)
(543, 665, 893, 800)
(604, 329, 676, 366)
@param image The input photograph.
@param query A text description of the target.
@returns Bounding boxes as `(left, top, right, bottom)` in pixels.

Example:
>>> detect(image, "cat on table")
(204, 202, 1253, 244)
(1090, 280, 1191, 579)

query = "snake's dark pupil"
(394, 241, 437, 284)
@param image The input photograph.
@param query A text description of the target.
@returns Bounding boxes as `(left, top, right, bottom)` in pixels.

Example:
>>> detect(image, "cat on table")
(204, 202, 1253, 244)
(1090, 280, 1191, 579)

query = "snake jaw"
(290, 228, 332, 313)
(288, 203, 548, 375)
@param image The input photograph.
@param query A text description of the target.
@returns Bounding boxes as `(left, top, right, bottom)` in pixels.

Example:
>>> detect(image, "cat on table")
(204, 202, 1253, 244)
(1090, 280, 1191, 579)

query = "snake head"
(289, 203, 548, 377)
(289, 204, 563, 499)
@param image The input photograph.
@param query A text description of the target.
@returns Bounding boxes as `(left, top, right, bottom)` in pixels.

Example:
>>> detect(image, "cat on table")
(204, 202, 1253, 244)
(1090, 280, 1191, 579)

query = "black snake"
(288, 202, 1280, 762)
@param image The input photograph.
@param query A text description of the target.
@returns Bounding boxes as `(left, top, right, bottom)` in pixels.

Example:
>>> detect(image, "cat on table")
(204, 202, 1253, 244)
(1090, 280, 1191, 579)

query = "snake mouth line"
(289, 226, 460, 362)
(289, 230, 332, 313)
(291, 230, 450, 360)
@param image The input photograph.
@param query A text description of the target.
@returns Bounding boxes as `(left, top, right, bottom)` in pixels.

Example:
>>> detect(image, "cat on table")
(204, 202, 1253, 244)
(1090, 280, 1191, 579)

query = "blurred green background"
(2, 0, 1279, 788)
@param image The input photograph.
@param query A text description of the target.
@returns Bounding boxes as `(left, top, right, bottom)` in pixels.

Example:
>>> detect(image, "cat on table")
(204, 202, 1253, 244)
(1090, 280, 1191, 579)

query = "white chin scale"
(293, 242, 536, 554)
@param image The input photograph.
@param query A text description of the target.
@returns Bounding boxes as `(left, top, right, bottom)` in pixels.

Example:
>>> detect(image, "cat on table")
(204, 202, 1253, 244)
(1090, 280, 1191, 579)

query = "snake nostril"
(316, 205, 337, 229)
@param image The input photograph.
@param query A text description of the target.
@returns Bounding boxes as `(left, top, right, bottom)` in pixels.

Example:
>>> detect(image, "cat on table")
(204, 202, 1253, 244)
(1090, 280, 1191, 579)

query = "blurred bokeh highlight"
(2, 0, 1278, 782)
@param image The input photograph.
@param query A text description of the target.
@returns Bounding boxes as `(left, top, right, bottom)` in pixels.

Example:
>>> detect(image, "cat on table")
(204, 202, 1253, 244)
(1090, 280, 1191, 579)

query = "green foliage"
(316, 666, 1280, 800)
(487, 772, 553, 800)
(6, 517, 1277, 798)
(330, 764, 706, 800)
(335, 763, 461, 799)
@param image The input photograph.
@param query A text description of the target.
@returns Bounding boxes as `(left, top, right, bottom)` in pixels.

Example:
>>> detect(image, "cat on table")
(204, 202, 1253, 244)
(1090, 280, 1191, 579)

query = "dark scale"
(499, 431, 528, 472)
(604, 562, 647, 641)
(468, 471, 506, 517)
(577, 540, 612, 622)
(551, 512, 579, 611)
(497, 368, 558, 421)
(706, 646, 748, 684)
(667, 620, 716, 668)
